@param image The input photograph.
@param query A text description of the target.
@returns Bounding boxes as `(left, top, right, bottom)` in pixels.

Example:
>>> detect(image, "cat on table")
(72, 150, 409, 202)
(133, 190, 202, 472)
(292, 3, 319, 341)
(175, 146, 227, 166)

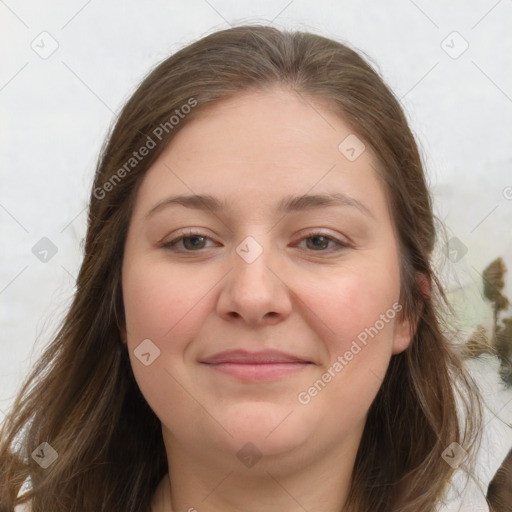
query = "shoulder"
(14, 502, 32, 512)
(15, 476, 33, 512)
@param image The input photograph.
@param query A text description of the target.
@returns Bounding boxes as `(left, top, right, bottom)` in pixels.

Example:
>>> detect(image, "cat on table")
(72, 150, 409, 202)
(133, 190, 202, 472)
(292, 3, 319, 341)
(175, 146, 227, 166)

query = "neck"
(154, 427, 362, 512)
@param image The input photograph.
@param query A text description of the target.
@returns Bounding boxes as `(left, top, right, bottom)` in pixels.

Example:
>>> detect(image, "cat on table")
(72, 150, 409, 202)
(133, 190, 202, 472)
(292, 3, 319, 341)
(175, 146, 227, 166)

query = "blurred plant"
(466, 257, 512, 510)
(483, 257, 510, 345)
(463, 257, 512, 387)
(487, 446, 512, 512)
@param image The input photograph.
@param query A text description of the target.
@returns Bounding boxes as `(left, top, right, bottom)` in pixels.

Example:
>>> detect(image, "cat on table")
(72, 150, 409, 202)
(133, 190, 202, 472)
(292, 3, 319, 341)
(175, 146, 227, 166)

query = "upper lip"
(200, 349, 311, 364)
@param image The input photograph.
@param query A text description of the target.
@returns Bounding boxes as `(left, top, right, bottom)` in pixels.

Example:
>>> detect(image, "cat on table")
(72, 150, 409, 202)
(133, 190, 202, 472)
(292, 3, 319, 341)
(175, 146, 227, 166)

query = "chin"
(214, 403, 314, 457)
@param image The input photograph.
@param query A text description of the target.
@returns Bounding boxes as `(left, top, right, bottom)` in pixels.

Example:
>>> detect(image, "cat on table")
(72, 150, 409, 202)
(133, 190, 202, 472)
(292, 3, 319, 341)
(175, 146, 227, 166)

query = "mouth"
(199, 349, 313, 381)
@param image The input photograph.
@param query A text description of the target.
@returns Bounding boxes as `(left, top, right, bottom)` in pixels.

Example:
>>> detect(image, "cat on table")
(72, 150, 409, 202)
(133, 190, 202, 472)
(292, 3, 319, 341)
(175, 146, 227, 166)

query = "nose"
(216, 235, 293, 327)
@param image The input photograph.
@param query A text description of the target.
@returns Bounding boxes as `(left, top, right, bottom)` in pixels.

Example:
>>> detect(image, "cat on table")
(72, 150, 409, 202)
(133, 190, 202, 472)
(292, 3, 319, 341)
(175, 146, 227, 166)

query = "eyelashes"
(161, 229, 352, 254)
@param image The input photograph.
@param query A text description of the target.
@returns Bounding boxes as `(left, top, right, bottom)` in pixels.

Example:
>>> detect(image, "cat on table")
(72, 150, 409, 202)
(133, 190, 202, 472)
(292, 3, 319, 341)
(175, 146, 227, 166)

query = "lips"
(200, 349, 311, 365)
(200, 349, 312, 381)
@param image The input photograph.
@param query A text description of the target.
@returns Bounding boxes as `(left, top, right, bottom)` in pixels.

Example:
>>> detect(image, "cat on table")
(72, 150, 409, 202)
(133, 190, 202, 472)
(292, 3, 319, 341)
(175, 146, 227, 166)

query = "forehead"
(166, 87, 362, 163)
(131, 87, 388, 221)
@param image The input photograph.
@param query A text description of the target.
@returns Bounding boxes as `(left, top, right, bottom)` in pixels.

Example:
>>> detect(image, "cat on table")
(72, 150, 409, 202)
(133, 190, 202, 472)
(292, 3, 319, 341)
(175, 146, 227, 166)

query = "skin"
(120, 87, 416, 512)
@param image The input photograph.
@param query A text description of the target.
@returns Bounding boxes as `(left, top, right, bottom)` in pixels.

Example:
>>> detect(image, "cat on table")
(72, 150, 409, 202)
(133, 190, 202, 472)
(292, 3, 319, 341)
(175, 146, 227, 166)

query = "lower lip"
(202, 362, 310, 381)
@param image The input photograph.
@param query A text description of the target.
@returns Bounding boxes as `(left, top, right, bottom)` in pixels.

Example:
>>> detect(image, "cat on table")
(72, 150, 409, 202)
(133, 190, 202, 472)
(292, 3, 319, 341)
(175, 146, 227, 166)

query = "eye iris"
(307, 235, 329, 250)
(183, 235, 206, 250)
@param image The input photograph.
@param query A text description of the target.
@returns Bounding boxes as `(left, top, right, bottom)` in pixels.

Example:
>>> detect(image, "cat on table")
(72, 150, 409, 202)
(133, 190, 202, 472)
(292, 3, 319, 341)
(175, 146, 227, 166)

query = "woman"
(0, 24, 486, 511)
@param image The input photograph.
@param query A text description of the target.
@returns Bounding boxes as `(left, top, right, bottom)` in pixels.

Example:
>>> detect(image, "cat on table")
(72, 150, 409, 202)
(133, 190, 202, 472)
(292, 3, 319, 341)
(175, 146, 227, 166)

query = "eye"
(161, 230, 216, 252)
(294, 231, 351, 253)
(161, 230, 351, 253)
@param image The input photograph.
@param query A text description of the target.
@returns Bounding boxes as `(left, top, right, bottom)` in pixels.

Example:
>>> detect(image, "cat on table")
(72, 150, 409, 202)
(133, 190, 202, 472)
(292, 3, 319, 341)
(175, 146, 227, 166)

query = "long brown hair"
(0, 24, 486, 511)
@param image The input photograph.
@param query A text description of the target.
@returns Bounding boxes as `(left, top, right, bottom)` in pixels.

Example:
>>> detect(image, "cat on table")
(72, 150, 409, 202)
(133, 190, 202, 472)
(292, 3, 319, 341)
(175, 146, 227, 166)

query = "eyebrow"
(145, 192, 373, 220)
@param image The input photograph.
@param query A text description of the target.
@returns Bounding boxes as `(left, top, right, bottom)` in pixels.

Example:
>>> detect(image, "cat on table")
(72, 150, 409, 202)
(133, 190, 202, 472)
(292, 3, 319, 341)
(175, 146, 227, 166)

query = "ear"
(391, 272, 431, 355)
(416, 271, 431, 300)
(119, 324, 127, 345)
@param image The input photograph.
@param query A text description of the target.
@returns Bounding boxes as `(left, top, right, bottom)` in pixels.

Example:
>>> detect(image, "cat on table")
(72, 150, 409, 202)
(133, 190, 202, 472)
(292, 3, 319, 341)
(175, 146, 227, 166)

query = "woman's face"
(121, 87, 414, 471)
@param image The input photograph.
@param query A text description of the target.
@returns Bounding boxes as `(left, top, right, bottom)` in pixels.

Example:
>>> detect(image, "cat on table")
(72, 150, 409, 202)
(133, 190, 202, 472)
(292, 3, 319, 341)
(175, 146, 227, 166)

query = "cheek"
(297, 260, 401, 352)
(122, 262, 215, 425)
(122, 261, 221, 400)
(122, 261, 210, 342)
(293, 269, 400, 439)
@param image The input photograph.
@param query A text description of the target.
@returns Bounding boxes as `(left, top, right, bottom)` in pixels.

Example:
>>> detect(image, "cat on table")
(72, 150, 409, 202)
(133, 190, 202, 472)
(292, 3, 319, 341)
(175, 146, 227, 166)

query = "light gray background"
(1, 1, 511, 509)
